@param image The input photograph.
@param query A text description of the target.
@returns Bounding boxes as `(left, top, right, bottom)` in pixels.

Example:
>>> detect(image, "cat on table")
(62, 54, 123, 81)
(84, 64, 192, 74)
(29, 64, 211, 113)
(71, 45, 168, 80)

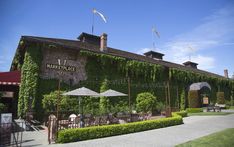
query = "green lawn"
(176, 128, 234, 147)
(188, 112, 234, 116)
(229, 106, 234, 109)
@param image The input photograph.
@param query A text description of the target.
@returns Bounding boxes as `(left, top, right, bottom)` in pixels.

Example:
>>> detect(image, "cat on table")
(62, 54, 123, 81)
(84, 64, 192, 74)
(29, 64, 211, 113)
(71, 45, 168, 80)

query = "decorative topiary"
(136, 92, 156, 113)
(216, 92, 225, 104)
(188, 90, 200, 108)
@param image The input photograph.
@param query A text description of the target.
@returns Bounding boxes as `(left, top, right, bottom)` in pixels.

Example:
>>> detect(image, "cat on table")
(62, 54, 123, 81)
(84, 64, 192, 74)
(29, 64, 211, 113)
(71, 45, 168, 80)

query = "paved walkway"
(21, 112, 234, 147)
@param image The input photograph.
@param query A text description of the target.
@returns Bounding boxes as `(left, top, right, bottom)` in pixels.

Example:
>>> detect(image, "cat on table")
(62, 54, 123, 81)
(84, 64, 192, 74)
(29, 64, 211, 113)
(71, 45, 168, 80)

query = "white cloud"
(193, 55, 215, 70)
(135, 5, 234, 71)
(161, 4, 233, 71)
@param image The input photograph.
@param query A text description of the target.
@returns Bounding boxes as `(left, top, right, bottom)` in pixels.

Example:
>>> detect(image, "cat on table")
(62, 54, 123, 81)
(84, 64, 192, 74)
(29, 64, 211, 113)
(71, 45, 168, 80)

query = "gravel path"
(21, 112, 234, 147)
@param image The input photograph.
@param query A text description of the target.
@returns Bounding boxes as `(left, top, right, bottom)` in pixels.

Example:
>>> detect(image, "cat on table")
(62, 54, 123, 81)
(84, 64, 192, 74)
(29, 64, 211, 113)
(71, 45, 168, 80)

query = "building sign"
(203, 97, 209, 104)
(0, 113, 12, 145)
(1, 113, 12, 124)
(46, 63, 76, 72)
(1, 92, 14, 98)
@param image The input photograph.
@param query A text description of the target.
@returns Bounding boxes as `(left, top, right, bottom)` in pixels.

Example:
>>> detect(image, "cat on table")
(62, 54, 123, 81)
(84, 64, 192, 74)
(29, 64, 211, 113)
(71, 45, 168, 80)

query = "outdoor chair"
(116, 113, 130, 123)
(207, 104, 215, 112)
(68, 114, 77, 123)
(138, 113, 147, 121)
(99, 115, 108, 125)
(88, 116, 96, 126)
(94, 116, 101, 126)
(59, 120, 69, 129)
(84, 115, 95, 127)
(68, 116, 80, 128)
(108, 115, 119, 124)
(146, 112, 152, 120)
(131, 114, 139, 122)
(214, 106, 221, 112)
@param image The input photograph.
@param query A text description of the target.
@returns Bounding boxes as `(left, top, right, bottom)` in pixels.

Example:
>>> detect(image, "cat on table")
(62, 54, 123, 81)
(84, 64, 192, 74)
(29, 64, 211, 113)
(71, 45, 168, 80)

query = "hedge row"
(186, 108, 203, 113)
(174, 111, 188, 117)
(57, 113, 183, 143)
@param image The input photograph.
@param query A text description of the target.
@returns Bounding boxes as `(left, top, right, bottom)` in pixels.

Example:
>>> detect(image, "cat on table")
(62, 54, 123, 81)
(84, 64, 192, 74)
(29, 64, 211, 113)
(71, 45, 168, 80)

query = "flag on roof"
(92, 8, 107, 23)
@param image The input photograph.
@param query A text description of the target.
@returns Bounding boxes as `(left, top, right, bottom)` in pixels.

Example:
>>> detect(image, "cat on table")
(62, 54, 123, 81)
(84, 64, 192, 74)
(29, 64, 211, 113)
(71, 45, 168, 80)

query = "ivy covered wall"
(18, 43, 42, 117)
(79, 51, 167, 106)
(16, 43, 234, 119)
(169, 68, 233, 103)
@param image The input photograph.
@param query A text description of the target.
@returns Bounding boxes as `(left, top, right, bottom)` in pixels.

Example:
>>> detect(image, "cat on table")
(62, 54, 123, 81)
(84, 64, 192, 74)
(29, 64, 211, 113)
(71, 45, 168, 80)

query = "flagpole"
(92, 9, 95, 35)
(152, 26, 160, 51)
(152, 27, 155, 50)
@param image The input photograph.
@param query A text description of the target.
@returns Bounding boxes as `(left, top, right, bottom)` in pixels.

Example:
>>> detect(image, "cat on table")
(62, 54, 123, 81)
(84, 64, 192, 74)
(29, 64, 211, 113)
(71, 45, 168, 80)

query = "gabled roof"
(16, 35, 225, 79)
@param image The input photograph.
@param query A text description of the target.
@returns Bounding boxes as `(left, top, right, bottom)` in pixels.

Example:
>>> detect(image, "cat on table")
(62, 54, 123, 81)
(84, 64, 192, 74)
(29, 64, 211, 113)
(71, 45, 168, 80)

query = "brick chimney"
(100, 33, 107, 52)
(224, 69, 229, 78)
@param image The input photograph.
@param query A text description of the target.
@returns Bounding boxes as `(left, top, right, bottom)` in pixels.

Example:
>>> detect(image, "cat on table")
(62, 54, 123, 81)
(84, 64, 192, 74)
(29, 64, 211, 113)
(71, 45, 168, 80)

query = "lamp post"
(56, 59, 66, 120)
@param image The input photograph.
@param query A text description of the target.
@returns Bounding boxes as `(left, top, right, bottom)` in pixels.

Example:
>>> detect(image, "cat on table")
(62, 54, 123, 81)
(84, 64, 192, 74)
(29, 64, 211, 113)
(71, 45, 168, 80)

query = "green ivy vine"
(18, 43, 42, 117)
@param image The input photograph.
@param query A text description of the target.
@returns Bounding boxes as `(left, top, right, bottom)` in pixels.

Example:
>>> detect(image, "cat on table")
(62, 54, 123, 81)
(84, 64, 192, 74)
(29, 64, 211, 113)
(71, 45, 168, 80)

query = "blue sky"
(0, 0, 234, 77)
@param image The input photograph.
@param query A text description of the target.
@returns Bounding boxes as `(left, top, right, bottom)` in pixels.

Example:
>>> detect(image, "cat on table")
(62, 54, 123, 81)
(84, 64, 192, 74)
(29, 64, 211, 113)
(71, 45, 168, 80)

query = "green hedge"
(57, 113, 183, 143)
(174, 111, 187, 117)
(186, 108, 203, 113)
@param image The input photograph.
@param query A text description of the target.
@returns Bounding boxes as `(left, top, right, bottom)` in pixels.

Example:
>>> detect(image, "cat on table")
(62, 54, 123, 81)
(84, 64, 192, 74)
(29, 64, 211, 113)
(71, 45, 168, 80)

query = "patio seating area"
(55, 112, 160, 130)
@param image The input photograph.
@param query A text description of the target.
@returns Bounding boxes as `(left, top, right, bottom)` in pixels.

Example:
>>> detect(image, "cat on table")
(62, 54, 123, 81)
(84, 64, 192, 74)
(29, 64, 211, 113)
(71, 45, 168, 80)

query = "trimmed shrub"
(217, 92, 225, 104)
(186, 108, 203, 113)
(57, 113, 183, 143)
(154, 101, 166, 113)
(136, 92, 156, 113)
(174, 111, 187, 117)
(188, 90, 200, 108)
(42, 90, 79, 113)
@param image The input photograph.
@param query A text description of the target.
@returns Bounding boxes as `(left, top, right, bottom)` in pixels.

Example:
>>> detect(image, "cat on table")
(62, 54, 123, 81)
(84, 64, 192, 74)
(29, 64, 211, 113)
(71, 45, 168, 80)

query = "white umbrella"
(62, 87, 100, 127)
(62, 87, 100, 96)
(100, 89, 127, 97)
(100, 89, 130, 119)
